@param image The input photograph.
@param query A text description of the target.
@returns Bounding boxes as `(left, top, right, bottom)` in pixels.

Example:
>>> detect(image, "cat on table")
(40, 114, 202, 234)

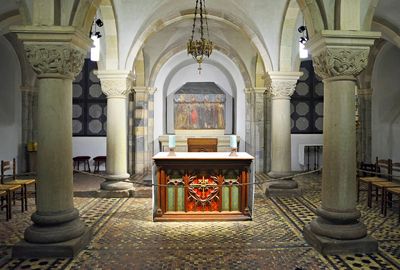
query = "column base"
(96, 189, 132, 198)
(303, 224, 378, 255)
(267, 171, 293, 179)
(101, 174, 133, 191)
(12, 227, 92, 258)
(265, 179, 301, 196)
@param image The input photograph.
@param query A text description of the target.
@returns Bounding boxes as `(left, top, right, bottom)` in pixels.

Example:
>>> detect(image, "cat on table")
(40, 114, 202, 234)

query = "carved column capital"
(312, 48, 370, 79)
(266, 72, 302, 99)
(10, 26, 92, 79)
(306, 30, 381, 80)
(96, 70, 134, 98)
(24, 44, 86, 79)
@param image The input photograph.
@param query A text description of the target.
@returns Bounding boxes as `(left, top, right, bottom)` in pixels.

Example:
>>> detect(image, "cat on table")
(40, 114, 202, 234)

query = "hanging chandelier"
(187, 0, 213, 73)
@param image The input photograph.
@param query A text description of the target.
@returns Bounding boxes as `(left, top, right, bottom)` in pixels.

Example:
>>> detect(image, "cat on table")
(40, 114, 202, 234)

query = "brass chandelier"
(187, 0, 213, 73)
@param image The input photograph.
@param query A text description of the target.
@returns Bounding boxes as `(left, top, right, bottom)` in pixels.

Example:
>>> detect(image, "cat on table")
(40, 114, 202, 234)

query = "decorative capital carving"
(305, 30, 380, 80)
(96, 70, 134, 98)
(269, 80, 297, 98)
(312, 48, 370, 79)
(24, 44, 85, 79)
(266, 72, 302, 99)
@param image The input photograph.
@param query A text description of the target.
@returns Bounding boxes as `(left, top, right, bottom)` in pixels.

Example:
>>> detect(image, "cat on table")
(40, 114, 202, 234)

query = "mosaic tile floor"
(0, 173, 399, 269)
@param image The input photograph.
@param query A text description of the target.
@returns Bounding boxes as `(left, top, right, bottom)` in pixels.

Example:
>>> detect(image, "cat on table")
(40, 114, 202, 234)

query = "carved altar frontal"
(152, 152, 255, 221)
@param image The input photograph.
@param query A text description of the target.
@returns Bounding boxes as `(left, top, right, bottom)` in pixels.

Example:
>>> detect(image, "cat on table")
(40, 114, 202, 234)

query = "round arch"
(125, 12, 273, 73)
(147, 42, 252, 90)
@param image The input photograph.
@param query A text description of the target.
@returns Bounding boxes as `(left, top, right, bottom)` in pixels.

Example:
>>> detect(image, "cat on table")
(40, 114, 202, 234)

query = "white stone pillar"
(10, 27, 92, 257)
(266, 72, 301, 195)
(96, 70, 134, 192)
(244, 87, 267, 172)
(303, 30, 380, 255)
(132, 86, 156, 175)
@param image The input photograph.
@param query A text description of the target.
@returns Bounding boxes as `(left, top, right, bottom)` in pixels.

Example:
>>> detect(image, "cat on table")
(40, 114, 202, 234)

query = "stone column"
(357, 88, 373, 163)
(96, 70, 134, 193)
(132, 86, 156, 175)
(266, 72, 302, 195)
(303, 30, 380, 254)
(10, 27, 92, 257)
(244, 87, 267, 172)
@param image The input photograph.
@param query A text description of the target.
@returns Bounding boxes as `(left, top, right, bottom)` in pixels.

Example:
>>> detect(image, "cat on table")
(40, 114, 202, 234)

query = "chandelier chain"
(191, 0, 199, 41)
(204, 0, 210, 40)
(200, 0, 204, 40)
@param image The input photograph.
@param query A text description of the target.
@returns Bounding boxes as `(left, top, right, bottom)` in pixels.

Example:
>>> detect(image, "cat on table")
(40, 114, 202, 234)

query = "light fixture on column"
(298, 25, 309, 59)
(90, 18, 103, 62)
(187, 0, 213, 73)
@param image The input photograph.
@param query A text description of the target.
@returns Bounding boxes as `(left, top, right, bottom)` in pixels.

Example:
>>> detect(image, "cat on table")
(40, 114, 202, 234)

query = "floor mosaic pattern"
(0, 173, 399, 269)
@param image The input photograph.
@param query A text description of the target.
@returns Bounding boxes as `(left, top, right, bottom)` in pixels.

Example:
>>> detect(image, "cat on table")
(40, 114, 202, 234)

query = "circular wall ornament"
(88, 119, 102, 134)
(296, 117, 309, 131)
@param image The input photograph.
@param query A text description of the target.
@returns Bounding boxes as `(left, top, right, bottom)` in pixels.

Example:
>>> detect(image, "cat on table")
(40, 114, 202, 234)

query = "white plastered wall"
(0, 36, 22, 167)
(371, 42, 400, 163)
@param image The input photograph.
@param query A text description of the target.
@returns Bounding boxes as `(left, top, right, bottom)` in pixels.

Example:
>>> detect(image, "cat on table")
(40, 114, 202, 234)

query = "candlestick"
(230, 135, 237, 149)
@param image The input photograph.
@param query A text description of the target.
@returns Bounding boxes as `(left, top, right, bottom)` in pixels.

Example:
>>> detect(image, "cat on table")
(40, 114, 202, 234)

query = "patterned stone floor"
(0, 173, 399, 269)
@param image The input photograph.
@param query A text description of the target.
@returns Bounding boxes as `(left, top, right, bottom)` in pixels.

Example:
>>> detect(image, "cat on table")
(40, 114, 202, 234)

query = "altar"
(152, 152, 254, 221)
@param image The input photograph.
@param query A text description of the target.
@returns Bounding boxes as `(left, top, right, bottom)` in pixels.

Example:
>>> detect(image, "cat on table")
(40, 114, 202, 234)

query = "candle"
(168, 135, 176, 149)
(230, 135, 237, 149)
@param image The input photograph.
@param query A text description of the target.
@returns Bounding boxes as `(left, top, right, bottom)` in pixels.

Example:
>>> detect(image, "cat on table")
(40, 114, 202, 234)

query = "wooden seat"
(383, 187, 400, 223)
(73, 156, 91, 172)
(0, 184, 22, 219)
(1, 159, 36, 212)
(369, 158, 398, 213)
(93, 156, 106, 173)
(187, 138, 218, 152)
(357, 162, 380, 202)
(0, 190, 10, 221)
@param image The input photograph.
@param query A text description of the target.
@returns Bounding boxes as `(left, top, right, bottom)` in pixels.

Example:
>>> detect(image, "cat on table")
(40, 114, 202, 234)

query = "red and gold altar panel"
(152, 152, 254, 221)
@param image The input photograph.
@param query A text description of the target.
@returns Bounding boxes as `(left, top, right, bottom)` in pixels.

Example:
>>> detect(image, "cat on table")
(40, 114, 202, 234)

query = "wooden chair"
(93, 156, 106, 173)
(1, 158, 36, 212)
(383, 187, 400, 223)
(0, 190, 10, 221)
(73, 156, 91, 172)
(357, 162, 380, 202)
(371, 158, 400, 214)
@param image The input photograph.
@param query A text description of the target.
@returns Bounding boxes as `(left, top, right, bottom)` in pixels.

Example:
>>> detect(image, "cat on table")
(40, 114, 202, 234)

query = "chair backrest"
(375, 157, 393, 181)
(359, 162, 380, 177)
(1, 159, 16, 184)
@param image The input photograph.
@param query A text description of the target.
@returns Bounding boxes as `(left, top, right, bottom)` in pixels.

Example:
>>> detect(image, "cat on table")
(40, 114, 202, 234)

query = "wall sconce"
(298, 26, 309, 59)
(90, 18, 103, 61)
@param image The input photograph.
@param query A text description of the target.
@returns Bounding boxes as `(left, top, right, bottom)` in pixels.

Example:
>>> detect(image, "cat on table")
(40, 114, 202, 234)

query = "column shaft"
(270, 97, 291, 176)
(36, 79, 74, 212)
(321, 78, 357, 211)
(106, 97, 128, 178)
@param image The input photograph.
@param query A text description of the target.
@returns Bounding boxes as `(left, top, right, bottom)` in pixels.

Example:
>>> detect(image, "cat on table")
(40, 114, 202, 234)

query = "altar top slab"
(152, 152, 254, 160)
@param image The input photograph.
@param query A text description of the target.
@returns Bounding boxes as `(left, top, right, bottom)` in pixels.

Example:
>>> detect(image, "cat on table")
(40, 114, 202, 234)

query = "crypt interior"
(0, 0, 400, 269)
